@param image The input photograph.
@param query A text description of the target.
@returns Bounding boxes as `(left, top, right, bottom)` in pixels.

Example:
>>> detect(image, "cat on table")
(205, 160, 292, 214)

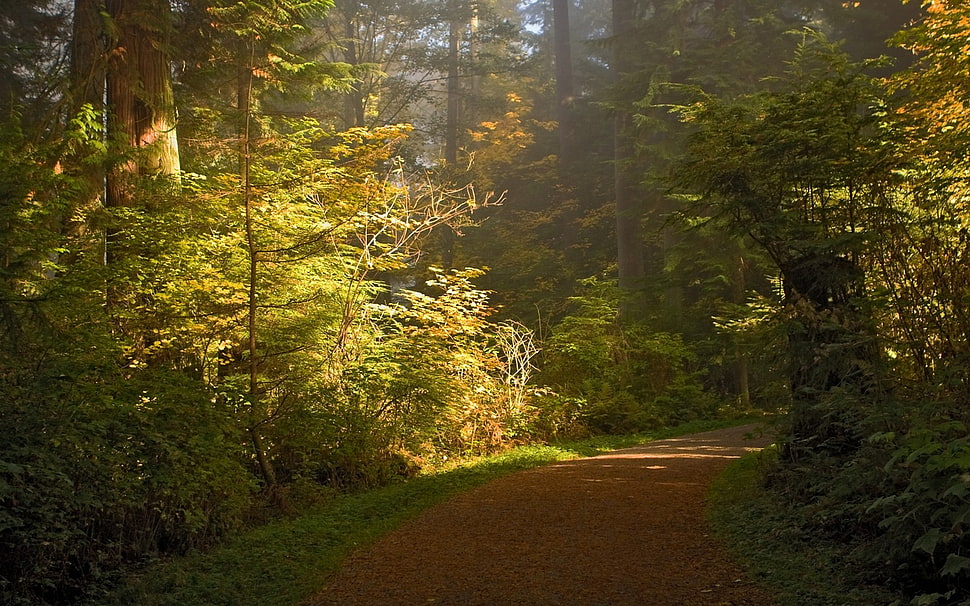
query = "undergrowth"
(708, 448, 905, 606)
(92, 417, 754, 606)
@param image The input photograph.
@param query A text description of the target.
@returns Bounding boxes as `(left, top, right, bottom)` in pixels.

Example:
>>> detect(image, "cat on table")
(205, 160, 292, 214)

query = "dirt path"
(306, 424, 776, 605)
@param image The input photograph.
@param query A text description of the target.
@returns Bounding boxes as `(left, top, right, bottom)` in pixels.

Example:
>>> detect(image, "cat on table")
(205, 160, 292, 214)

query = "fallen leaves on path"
(306, 425, 775, 606)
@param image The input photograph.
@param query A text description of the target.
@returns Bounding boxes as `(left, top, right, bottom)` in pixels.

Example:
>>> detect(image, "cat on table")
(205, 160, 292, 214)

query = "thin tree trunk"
(341, 1, 365, 127)
(239, 41, 278, 488)
(614, 111, 643, 292)
(446, 18, 460, 165)
(734, 255, 751, 408)
(468, 3, 480, 128)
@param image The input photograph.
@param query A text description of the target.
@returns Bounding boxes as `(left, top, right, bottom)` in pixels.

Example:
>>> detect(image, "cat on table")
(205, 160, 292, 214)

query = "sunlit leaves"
(891, 0, 970, 165)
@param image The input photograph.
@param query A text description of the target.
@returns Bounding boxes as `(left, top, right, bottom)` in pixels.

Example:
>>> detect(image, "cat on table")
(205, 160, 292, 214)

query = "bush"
(763, 397, 970, 605)
(539, 279, 717, 433)
(863, 419, 970, 603)
(0, 361, 254, 605)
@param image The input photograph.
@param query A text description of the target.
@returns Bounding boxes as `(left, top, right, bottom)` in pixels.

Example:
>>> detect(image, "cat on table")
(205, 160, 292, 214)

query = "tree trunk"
(612, 0, 643, 302)
(70, 0, 105, 114)
(104, 0, 180, 202)
(440, 13, 462, 269)
(99, 0, 180, 267)
(781, 253, 877, 456)
(553, 0, 575, 166)
(446, 18, 461, 165)
(68, 0, 107, 256)
(238, 40, 278, 488)
(339, 1, 365, 127)
(250, 428, 278, 488)
(468, 3, 480, 128)
(734, 255, 751, 409)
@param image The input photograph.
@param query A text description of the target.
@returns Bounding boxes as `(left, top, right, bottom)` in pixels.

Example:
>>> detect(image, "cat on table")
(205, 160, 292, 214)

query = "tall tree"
(880, 0, 970, 397)
(314, 0, 439, 129)
(0, 0, 69, 122)
(611, 0, 644, 301)
(103, 0, 181, 212)
(446, 11, 461, 166)
(673, 34, 892, 452)
(200, 0, 339, 487)
(553, 0, 576, 165)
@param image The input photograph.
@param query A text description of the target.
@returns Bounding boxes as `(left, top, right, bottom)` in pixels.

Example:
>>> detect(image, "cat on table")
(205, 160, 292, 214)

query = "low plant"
(707, 448, 903, 606)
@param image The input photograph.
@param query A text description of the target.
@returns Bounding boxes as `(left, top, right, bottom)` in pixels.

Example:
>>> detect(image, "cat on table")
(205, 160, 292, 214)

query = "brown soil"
(306, 424, 776, 606)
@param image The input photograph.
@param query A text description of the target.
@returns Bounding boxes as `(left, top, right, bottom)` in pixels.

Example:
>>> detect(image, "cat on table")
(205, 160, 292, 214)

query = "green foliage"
(691, 14, 970, 604)
(867, 421, 970, 601)
(362, 268, 544, 462)
(94, 440, 595, 606)
(94, 418, 751, 606)
(0, 66, 521, 605)
(709, 406, 970, 605)
(708, 449, 904, 605)
(674, 31, 894, 268)
(539, 278, 717, 434)
(0, 348, 253, 605)
(6, 1, 957, 605)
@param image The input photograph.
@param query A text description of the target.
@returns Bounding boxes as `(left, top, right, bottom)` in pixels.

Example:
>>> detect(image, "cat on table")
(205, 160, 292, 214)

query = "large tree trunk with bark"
(71, 0, 105, 113)
(104, 0, 180, 213)
(68, 0, 108, 250)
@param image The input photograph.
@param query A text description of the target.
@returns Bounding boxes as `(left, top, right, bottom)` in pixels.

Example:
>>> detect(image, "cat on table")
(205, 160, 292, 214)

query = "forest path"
(305, 424, 775, 606)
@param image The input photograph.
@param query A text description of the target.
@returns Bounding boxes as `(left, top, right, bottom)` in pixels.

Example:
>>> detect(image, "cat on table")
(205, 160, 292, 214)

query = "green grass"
(707, 448, 903, 606)
(93, 416, 756, 606)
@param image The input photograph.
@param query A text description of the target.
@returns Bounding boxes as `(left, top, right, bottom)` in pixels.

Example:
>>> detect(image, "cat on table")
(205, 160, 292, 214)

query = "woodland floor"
(305, 425, 776, 606)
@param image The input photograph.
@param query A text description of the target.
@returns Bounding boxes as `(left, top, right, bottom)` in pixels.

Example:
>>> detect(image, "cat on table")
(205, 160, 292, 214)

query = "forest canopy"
(3, 1, 970, 605)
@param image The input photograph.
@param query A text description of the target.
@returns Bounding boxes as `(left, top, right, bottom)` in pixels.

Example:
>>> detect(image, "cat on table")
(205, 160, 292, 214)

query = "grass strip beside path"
(96, 417, 755, 606)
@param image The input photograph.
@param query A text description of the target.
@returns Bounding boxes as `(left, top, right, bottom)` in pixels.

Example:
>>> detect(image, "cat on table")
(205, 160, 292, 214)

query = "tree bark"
(446, 17, 461, 166)
(612, 0, 644, 300)
(103, 0, 180, 213)
(68, 0, 107, 256)
(339, 0, 366, 127)
(70, 0, 105, 113)
(440, 12, 462, 269)
(781, 253, 877, 456)
(734, 255, 751, 409)
(553, 0, 575, 166)
(468, 3, 480, 128)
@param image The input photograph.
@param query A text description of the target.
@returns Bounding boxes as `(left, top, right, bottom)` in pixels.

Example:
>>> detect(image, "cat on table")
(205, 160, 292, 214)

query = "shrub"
(539, 279, 717, 433)
(0, 361, 254, 605)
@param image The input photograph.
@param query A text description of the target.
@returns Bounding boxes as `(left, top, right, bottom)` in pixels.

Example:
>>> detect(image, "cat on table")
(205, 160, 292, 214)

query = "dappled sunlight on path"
(306, 424, 775, 606)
